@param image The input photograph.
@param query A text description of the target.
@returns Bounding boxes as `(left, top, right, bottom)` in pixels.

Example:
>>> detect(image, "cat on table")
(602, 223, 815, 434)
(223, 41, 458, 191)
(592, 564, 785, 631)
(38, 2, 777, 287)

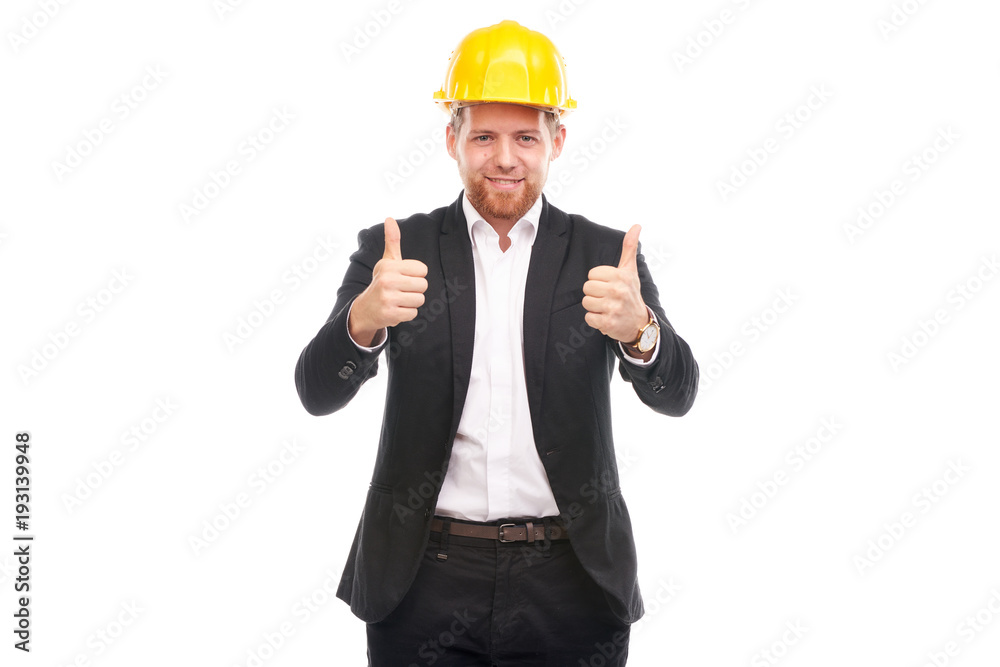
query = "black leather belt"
(430, 517, 568, 543)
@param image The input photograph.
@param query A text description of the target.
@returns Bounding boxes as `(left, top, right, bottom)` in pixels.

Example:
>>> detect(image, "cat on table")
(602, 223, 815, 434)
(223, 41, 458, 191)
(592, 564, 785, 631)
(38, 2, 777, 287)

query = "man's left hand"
(582, 224, 649, 344)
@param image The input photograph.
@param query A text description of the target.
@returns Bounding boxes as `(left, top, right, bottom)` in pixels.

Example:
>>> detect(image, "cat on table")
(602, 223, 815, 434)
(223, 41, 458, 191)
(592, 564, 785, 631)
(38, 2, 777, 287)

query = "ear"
(549, 123, 567, 161)
(445, 124, 458, 161)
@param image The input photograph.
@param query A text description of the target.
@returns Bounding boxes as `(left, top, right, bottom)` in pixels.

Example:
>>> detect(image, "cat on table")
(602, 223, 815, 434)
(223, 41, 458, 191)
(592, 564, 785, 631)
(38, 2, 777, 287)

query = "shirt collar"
(462, 191, 542, 248)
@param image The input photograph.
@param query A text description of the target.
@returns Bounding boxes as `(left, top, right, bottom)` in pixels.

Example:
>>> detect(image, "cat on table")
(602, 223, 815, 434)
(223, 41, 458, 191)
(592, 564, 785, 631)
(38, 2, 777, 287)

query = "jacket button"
(338, 361, 357, 379)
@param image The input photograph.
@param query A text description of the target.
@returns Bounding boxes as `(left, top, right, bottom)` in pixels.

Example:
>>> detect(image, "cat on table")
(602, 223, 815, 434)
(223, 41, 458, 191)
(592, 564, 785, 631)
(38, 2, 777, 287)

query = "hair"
(448, 105, 561, 141)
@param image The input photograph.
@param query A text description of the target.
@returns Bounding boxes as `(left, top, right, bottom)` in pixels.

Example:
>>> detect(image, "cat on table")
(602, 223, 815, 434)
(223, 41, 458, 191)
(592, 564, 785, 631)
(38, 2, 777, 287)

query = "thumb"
(383, 216, 402, 261)
(618, 224, 641, 272)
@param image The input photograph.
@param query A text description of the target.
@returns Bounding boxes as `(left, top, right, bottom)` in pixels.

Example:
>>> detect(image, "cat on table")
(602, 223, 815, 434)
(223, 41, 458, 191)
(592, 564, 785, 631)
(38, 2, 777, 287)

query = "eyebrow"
(468, 128, 543, 135)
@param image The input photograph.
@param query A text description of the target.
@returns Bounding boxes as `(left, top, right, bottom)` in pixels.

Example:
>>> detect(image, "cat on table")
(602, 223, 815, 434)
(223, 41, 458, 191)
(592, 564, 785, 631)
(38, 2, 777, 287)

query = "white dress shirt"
(350, 194, 660, 521)
(434, 195, 554, 520)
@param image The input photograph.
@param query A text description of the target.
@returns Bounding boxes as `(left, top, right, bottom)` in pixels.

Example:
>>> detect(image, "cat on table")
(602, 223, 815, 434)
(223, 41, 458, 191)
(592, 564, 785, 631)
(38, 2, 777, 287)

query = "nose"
(494, 136, 515, 170)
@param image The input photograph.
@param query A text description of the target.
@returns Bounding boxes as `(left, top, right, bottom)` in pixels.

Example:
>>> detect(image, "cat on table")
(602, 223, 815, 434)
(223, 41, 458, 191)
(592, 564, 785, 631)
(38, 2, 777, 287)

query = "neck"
(484, 217, 516, 252)
(483, 215, 516, 238)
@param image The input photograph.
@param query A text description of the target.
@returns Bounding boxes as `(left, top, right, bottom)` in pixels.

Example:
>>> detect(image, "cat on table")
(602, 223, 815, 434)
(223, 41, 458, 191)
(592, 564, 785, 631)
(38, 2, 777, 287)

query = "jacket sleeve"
(294, 225, 384, 416)
(613, 242, 699, 417)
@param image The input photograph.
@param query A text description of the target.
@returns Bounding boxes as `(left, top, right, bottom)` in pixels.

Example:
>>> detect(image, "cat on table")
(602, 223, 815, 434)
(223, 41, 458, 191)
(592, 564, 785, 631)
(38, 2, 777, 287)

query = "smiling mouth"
(486, 176, 524, 187)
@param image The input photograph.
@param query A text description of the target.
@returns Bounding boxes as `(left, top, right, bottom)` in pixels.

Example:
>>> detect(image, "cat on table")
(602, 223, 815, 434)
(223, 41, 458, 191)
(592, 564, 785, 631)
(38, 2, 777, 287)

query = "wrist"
(634, 307, 650, 335)
(348, 295, 384, 348)
(622, 343, 653, 361)
(624, 307, 658, 354)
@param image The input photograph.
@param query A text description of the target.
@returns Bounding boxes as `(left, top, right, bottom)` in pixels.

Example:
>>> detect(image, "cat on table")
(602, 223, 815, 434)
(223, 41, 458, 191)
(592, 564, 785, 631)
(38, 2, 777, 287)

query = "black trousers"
(366, 518, 630, 666)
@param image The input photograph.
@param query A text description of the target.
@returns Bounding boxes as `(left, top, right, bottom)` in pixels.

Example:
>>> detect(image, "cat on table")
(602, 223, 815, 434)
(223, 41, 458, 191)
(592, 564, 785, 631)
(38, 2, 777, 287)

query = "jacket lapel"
(523, 195, 569, 421)
(439, 193, 477, 445)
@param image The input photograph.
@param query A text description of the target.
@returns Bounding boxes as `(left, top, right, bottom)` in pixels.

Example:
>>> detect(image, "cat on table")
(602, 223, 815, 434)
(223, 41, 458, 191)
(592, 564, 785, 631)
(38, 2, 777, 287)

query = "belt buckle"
(498, 523, 517, 543)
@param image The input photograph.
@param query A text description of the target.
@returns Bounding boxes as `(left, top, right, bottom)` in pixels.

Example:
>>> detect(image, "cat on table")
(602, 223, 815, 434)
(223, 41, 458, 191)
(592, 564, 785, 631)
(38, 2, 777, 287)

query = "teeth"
(489, 178, 520, 184)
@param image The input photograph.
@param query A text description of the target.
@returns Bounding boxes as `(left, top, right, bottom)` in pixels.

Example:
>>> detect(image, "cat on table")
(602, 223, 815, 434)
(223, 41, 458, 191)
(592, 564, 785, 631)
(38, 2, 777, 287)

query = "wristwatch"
(627, 312, 660, 353)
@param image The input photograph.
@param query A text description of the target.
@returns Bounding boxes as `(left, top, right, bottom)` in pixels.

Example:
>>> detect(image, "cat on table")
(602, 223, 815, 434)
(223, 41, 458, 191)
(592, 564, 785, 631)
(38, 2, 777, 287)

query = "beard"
(461, 167, 545, 223)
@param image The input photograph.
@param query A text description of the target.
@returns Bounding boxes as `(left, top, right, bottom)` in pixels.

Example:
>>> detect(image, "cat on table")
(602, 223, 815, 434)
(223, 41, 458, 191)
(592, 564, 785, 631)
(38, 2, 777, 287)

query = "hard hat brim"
(435, 96, 576, 118)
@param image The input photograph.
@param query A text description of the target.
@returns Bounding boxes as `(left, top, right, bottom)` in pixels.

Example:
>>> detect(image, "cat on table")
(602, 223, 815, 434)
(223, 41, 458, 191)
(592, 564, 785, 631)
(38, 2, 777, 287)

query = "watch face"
(639, 324, 657, 352)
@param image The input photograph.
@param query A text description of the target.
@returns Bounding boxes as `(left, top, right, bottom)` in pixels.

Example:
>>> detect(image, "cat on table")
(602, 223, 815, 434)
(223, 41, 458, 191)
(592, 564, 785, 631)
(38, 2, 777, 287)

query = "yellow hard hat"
(433, 20, 577, 116)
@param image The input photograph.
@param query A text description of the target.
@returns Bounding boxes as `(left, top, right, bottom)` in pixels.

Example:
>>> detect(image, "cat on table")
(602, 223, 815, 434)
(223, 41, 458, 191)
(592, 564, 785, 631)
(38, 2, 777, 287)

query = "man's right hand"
(348, 216, 429, 347)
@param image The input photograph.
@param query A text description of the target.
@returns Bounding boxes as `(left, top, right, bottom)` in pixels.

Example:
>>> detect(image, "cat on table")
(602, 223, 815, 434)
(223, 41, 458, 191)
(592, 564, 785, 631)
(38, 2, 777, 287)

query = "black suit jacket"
(294, 192, 698, 624)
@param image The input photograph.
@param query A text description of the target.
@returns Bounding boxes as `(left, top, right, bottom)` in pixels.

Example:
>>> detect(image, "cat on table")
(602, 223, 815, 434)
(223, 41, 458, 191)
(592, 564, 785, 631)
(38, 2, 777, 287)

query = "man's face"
(446, 103, 565, 224)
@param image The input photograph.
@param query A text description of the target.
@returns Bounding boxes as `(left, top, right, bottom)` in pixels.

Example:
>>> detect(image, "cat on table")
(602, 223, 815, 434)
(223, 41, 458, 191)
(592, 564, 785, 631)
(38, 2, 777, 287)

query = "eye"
(473, 135, 491, 143)
(518, 135, 537, 144)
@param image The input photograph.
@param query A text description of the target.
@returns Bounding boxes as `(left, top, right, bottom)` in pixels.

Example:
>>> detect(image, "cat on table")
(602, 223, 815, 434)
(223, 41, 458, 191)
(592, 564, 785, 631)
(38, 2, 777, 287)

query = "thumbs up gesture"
(582, 224, 649, 345)
(348, 217, 429, 346)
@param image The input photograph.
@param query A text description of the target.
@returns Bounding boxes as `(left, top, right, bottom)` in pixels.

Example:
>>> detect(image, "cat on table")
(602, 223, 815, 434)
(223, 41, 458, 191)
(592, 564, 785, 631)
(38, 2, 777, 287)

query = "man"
(295, 20, 698, 666)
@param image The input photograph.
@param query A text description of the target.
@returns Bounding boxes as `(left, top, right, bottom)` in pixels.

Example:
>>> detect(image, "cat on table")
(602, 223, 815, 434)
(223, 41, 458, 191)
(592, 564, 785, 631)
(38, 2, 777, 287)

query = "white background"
(2, 1, 999, 665)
